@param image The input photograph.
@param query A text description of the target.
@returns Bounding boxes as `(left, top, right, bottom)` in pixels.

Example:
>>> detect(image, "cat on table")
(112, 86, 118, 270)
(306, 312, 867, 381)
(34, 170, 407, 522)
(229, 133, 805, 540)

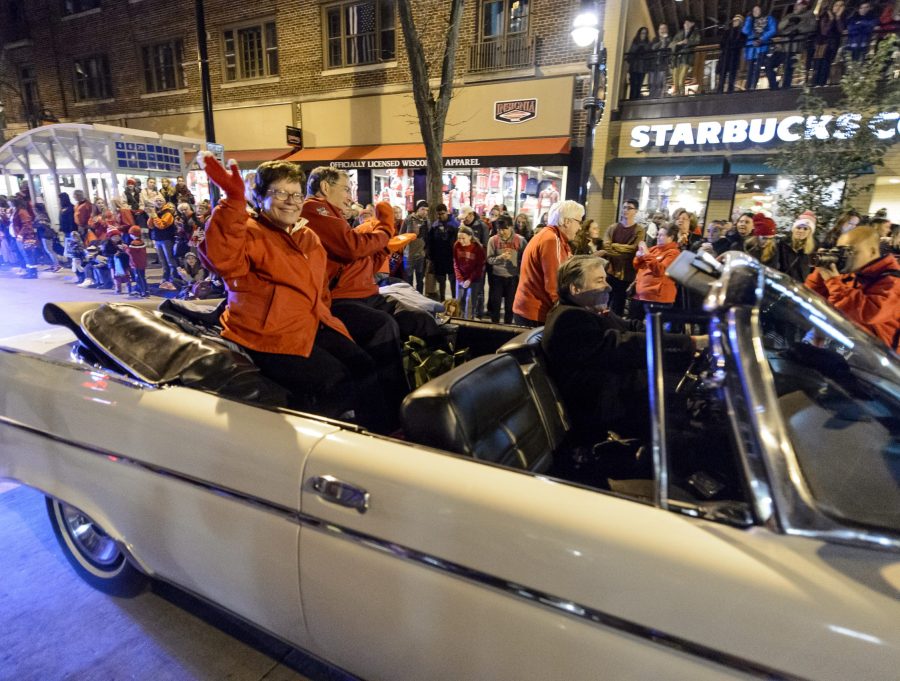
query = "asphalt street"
(0, 265, 356, 681)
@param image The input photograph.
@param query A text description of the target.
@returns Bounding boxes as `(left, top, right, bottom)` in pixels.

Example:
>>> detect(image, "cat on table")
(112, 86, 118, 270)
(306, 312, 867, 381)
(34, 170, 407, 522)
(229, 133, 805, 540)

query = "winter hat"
(792, 215, 815, 230)
(126, 178, 136, 186)
(415, 200, 429, 211)
(752, 213, 776, 237)
(106, 228, 122, 238)
(795, 210, 817, 228)
(128, 225, 142, 237)
(85, 245, 100, 255)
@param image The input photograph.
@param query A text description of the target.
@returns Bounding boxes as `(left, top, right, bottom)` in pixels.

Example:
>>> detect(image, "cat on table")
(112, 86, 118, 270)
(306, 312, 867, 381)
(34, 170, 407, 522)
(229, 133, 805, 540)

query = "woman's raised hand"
(196, 151, 245, 200)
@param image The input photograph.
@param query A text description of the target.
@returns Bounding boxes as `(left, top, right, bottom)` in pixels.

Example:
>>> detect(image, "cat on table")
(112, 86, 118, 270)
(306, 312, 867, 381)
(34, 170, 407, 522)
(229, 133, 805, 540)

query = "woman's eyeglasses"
(267, 189, 304, 202)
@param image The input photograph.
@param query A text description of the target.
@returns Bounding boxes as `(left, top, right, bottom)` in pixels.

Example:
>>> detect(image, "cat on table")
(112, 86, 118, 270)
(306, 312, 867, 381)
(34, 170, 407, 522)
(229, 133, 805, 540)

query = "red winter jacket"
(453, 240, 486, 283)
(200, 197, 351, 357)
(126, 239, 148, 270)
(12, 207, 35, 243)
(805, 254, 900, 351)
(633, 241, 680, 303)
(301, 197, 392, 300)
(513, 226, 573, 323)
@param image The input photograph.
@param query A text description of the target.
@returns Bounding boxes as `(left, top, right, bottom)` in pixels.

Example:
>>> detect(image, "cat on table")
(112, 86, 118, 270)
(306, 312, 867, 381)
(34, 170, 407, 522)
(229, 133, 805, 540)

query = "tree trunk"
(397, 0, 465, 218)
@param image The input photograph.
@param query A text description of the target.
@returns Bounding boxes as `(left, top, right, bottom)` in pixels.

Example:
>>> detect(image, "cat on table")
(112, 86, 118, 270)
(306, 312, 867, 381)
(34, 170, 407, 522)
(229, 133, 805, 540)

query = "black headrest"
(401, 354, 551, 471)
(497, 326, 544, 363)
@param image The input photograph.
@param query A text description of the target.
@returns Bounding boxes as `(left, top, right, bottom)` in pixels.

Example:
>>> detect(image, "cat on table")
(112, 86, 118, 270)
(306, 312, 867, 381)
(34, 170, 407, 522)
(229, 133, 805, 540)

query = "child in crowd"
(126, 225, 149, 297)
(64, 230, 86, 283)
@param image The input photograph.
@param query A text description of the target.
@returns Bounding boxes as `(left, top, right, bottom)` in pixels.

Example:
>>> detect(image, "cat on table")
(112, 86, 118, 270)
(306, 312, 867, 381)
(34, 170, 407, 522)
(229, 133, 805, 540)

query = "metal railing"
(621, 28, 899, 101)
(468, 35, 535, 74)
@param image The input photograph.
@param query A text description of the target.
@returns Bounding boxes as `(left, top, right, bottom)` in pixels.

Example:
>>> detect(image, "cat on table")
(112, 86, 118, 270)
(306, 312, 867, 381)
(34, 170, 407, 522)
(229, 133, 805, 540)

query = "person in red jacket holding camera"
(197, 153, 385, 430)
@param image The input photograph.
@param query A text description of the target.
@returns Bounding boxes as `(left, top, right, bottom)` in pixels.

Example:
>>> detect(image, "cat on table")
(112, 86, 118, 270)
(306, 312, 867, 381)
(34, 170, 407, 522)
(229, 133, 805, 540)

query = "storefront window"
(733, 174, 842, 225)
(622, 175, 710, 221)
(442, 170, 473, 212)
(372, 168, 408, 212)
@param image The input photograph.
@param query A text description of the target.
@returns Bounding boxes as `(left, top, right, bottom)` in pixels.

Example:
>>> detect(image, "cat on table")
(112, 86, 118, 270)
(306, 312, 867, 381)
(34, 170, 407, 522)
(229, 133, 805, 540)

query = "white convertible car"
(0, 252, 897, 681)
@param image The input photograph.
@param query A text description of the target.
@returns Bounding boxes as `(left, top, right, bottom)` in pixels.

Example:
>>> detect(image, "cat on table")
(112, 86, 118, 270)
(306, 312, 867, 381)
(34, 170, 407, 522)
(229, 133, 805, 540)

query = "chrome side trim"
(644, 311, 668, 511)
(2, 414, 810, 680)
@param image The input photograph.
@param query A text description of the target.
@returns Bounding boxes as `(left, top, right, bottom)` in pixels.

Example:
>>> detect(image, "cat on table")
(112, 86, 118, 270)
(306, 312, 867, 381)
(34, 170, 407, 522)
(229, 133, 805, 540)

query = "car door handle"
(309, 475, 369, 513)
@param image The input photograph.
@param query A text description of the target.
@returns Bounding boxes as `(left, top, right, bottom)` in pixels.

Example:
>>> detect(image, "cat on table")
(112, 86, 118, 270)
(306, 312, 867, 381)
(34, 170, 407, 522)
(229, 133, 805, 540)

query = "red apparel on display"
(804, 254, 900, 350)
(453, 241, 486, 282)
(633, 241, 681, 303)
(200, 196, 351, 357)
(512, 225, 573, 323)
(301, 197, 392, 300)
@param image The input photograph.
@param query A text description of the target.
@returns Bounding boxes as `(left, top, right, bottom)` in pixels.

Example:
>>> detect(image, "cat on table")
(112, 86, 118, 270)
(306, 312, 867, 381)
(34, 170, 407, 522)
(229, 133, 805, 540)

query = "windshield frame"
(710, 254, 900, 553)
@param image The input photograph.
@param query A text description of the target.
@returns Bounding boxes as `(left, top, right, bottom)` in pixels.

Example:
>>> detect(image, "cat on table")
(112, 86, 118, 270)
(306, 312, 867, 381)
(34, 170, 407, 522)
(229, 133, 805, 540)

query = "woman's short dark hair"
(306, 166, 346, 197)
(252, 161, 305, 202)
(556, 254, 608, 301)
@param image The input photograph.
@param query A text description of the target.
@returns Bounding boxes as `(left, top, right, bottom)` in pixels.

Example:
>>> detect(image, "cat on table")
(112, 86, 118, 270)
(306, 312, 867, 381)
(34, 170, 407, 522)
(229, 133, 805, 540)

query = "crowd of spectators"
(625, 0, 898, 98)
(0, 177, 217, 299)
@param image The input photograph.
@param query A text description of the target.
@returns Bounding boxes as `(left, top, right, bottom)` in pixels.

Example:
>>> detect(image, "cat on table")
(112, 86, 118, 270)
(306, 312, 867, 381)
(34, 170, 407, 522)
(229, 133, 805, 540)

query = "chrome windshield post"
(645, 310, 668, 511)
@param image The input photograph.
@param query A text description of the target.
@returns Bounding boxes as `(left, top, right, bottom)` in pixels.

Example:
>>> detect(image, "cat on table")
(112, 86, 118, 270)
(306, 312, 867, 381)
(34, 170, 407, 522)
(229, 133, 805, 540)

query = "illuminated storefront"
(605, 111, 900, 226)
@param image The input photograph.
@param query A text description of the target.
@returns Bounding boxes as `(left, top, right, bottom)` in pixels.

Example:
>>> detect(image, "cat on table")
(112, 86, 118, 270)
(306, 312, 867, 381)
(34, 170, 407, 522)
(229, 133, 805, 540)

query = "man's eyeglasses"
(267, 189, 304, 202)
(624, 206, 637, 211)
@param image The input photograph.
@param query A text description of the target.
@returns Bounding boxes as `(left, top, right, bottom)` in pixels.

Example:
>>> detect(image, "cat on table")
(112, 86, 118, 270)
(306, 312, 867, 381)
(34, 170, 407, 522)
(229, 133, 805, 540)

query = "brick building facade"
(1, 0, 606, 218)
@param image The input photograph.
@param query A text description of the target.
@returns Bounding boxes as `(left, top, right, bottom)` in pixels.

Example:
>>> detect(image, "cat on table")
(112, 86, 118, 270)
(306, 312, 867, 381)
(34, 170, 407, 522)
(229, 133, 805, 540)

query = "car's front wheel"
(45, 497, 146, 597)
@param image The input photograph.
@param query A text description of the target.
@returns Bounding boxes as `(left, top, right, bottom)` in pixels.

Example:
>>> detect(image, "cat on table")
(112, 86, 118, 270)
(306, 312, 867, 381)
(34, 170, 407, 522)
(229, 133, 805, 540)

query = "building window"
(481, 0, 529, 40)
(18, 64, 39, 116)
(73, 55, 112, 101)
(324, 0, 395, 69)
(222, 20, 278, 82)
(142, 39, 185, 93)
(63, 0, 101, 15)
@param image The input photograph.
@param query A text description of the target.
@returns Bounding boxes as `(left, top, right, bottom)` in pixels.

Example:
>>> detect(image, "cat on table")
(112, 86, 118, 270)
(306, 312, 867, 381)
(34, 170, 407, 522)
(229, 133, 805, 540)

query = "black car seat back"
(401, 353, 552, 473)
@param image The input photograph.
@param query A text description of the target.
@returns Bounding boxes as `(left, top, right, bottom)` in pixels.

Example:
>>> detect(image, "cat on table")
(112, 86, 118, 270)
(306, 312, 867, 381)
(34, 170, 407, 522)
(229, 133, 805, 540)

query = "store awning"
(285, 136, 570, 167)
(604, 156, 727, 177)
(225, 148, 295, 166)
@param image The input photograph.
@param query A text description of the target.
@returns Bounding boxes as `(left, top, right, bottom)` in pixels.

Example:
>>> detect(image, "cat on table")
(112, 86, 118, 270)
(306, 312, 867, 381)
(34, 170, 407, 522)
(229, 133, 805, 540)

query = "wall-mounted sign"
(206, 142, 225, 164)
(115, 141, 184, 172)
(286, 126, 303, 147)
(629, 112, 900, 149)
(329, 158, 483, 169)
(494, 99, 538, 124)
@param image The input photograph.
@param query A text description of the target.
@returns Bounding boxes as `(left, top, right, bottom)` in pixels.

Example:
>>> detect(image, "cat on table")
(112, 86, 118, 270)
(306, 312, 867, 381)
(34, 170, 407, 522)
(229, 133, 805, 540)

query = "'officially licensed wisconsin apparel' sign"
(494, 99, 538, 124)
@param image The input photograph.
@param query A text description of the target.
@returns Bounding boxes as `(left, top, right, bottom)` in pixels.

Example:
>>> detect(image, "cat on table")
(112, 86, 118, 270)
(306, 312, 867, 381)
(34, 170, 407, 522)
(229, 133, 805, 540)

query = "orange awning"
(284, 136, 570, 163)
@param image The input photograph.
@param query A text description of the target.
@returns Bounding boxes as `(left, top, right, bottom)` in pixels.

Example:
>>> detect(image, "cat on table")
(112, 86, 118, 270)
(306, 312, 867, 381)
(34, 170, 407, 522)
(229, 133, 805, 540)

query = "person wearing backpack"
(805, 226, 900, 351)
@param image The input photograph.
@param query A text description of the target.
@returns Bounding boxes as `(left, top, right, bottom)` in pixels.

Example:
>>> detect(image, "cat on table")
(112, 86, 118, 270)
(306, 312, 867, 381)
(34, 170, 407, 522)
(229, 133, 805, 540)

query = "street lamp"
(572, 0, 606, 206)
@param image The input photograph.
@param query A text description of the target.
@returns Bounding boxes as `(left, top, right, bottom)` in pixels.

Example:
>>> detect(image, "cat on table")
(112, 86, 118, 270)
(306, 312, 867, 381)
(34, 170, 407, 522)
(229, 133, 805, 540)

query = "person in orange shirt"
(512, 200, 583, 326)
(805, 226, 900, 352)
(197, 154, 385, 430)
(631, 225, 681, 317)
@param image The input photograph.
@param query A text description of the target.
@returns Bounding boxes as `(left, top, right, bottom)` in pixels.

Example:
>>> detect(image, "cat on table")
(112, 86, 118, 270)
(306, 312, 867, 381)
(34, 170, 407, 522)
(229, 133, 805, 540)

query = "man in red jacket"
(302, 166, 408, 421)
(805, 226, 900, 351)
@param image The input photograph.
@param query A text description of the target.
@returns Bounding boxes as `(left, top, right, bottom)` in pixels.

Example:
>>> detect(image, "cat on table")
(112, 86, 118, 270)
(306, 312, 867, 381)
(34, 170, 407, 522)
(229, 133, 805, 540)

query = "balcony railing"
(468, 35, 535, 74)
(621, 28, 900, 101)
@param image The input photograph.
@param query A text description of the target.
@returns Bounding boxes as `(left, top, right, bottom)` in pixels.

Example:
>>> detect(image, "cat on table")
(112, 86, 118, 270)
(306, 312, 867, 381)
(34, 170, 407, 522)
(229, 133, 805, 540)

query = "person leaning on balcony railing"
(742, 5, 778, 90)
(671, 17, 700, 96)
(812, 0, 848, 86)
(717, 14, 746, 94)
(648, 23, 673, 98)
(769, 0, 817, 90)
(847, 1, 879, 61)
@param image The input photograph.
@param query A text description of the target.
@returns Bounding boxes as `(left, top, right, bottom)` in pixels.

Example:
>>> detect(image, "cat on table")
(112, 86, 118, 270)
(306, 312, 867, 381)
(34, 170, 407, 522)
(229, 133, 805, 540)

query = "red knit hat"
(126, 178, 136, 186)
(128, 225, 142, 237)
(752, 213, 776, 237)
(106, 228, 122, 238)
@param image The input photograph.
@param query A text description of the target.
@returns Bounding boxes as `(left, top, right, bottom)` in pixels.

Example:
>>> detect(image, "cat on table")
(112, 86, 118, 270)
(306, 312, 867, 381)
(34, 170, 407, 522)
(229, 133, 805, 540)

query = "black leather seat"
(400, 354, 552, 473)
(43, 302, 287, 406)
(497, 327, 570, 452)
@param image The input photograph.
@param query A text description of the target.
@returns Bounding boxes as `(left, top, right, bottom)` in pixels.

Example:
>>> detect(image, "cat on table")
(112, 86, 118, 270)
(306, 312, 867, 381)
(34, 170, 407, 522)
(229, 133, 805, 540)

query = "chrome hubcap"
(61, 504, 120, 566)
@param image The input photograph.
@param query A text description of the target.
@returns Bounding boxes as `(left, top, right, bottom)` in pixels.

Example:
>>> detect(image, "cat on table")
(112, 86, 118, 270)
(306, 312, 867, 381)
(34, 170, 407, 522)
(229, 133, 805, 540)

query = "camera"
(810, 245, 853, 272)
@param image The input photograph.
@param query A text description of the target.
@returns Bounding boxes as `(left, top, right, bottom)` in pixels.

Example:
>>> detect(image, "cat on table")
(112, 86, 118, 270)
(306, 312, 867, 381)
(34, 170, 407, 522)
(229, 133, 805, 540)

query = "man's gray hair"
(548, 200, 585, 226)
(556, 254, 609, 301)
